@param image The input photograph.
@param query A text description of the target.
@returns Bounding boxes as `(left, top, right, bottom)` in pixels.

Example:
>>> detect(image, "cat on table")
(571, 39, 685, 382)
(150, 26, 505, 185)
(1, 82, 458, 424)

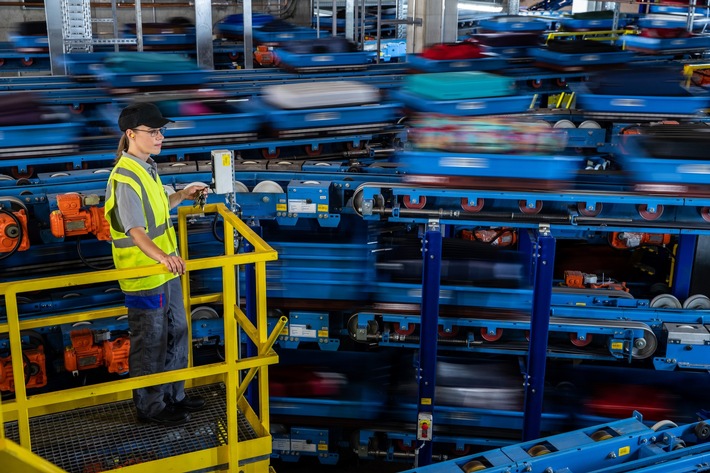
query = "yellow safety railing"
(0, 203, 281, 473)
(683, 63, 710, 87)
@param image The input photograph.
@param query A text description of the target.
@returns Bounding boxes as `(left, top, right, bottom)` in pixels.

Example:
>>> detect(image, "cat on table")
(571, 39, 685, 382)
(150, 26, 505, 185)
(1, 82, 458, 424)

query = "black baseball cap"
(118, 102, 174, 131)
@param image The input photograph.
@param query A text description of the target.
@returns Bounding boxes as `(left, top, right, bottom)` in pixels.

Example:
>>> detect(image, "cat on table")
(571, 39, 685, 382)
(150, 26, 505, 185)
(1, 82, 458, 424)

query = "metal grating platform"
(4, 383, 258, 472)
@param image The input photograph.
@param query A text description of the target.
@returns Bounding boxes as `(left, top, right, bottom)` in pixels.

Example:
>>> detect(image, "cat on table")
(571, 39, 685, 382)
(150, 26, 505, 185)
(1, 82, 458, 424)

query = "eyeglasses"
(133, 127, 166, 138)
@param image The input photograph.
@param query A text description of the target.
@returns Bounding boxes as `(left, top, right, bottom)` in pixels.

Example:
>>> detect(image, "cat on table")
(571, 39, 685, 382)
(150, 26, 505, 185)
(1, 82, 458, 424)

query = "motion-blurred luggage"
(404, 71, 515, 100)
(262, 81, 380, 109)
(420, 42, 485, 60)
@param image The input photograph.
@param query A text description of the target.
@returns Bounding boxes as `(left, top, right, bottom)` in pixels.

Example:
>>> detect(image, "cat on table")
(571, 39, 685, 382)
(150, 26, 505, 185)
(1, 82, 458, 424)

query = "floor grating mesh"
(3, 383, 259, 472)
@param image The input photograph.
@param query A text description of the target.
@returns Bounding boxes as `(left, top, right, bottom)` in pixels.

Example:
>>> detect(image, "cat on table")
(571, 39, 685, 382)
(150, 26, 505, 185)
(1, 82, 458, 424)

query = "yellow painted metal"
(683, 63, 710, 87)
(0, 203, 280, 472)
(0, 438, 68, 473)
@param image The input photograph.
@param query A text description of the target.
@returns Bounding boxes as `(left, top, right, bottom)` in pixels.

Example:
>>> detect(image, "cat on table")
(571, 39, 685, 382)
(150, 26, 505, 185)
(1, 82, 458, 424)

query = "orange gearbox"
(0, 346, 47, 392)
(0, 208, 30, 252)
(49, 193, 111, 241)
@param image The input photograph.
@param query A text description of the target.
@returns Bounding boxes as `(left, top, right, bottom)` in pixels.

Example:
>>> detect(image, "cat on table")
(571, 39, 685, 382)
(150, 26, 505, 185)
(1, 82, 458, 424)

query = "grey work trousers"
(125, 277, 188, 417)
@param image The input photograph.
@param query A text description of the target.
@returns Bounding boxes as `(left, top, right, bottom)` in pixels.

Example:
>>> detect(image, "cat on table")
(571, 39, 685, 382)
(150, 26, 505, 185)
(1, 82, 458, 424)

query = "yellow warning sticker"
(619, 446, 630, 456)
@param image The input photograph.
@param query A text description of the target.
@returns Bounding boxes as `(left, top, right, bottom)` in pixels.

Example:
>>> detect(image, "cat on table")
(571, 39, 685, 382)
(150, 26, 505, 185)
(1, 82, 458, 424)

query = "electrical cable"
(75, 237, 115, 270)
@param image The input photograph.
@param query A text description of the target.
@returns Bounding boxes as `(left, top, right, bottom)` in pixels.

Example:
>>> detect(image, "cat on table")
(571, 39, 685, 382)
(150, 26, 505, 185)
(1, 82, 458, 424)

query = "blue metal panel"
(523, 229, 555, 441)
(417, 227, 442, 466)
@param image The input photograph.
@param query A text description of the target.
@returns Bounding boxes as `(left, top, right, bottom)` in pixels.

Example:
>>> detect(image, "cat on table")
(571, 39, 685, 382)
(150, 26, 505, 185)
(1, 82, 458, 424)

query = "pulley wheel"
(590, 429, 613, 441)
(252, 181, 284, 193)
(439, 326, 459, 338)
(682, 294, 710, 310)
(650, 294, 682, 309)
(480, 327, 503, 342)
(527, 444, 551, 456)
(700, 206, 710, 223)
(463, 460, 486, 472)
(638, 204, 664, 221)
(403, 195, 426, 209)
(694, 421, 710, 440)
(191, 306, 219, 320)
(519, 200, 542, 214)
(569, 332, 593, 347)
(651, 420, 678, 432)
(393, 322, 415, 335)
(461, 197, 484, 213)
(577, 202, 602, 217)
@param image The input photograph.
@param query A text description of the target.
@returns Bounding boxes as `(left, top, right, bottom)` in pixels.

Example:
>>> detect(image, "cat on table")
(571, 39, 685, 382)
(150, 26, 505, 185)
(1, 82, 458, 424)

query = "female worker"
(105, 102, 207, 426)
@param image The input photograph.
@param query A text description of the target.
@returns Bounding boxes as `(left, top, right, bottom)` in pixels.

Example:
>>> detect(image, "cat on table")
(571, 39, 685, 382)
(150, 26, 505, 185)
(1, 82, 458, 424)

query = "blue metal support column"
(523, 225, 556, 441)
(416, 221, 443, 467)
(671, 234, 696, 301)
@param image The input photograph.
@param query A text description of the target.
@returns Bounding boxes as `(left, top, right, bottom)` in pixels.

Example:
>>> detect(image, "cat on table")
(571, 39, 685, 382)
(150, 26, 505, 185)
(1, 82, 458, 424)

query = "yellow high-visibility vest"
(105, 155, 178, 292)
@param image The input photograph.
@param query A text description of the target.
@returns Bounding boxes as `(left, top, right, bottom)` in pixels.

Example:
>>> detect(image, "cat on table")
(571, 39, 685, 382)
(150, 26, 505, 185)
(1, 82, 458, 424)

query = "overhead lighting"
(458, 2, 503, 12)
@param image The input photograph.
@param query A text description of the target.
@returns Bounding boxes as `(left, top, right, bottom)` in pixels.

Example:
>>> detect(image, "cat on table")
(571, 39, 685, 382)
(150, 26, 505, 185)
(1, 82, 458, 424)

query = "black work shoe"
(137, 405, 191, 426)
(173, 395, 206, 412)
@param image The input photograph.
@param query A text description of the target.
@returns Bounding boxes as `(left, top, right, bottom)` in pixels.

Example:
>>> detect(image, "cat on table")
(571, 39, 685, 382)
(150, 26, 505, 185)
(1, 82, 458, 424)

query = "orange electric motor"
(0, 208, 30, 252)
(49, 193, 111, 241)
(64, 329, 130, 376)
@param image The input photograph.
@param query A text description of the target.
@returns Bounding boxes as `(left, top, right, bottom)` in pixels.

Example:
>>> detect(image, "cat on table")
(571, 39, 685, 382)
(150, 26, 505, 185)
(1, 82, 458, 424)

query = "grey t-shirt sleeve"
(113, 181, 146, 236)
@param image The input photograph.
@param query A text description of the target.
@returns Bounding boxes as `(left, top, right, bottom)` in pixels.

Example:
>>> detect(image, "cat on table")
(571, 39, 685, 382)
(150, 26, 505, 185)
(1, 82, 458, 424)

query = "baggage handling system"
(3, 10, 710, 471)
(398, 412, 710, 473)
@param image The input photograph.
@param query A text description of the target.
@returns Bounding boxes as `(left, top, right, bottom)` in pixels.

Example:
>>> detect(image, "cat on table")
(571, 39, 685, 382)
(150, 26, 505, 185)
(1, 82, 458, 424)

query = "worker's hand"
(183, 184, 208, 200)
(159, 254, 187, 275)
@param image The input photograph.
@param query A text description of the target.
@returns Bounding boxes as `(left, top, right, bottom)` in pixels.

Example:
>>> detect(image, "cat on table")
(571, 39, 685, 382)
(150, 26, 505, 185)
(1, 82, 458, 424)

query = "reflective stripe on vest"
(105, 155, 178, 292)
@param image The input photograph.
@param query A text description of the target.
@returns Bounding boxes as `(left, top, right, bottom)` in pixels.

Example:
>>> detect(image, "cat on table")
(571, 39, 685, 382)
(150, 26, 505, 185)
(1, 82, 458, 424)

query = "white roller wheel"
(682, 294, 710, 310)
(650, 294, 682, 309)
(233, 181, 250, 193)
(578, 120, 601, 129)
(252, 180, 284, 193)
(553, 119, 576, 129)
(191, 306, 219, 320)
(651, 420, 678, 431)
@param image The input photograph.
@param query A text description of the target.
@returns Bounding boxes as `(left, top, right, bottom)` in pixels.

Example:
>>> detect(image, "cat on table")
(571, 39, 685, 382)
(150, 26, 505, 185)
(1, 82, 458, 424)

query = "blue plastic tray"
(390, 89, 534, 116)
(619, 34, 710, 51)
(253, 27, 319, 43)
(406, 53, 507, 72)
(275, 48, 373, 69)
(619, 153, 710, 185)
(99, 68, 210, 88)
(0, 122, 80, 148)
(394, 150, 582, 180)
(480, 45, 534, 58)
(167, 112, 262, 137)
(575, 93, 710, 114)
(637, 16, 689, 29)
(478, 16, 548, 32)
(256, 100, 402, 130)
(9, 34, 48, 50)
(558, 18, 618, 30)
(529, 47, 634, 66)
